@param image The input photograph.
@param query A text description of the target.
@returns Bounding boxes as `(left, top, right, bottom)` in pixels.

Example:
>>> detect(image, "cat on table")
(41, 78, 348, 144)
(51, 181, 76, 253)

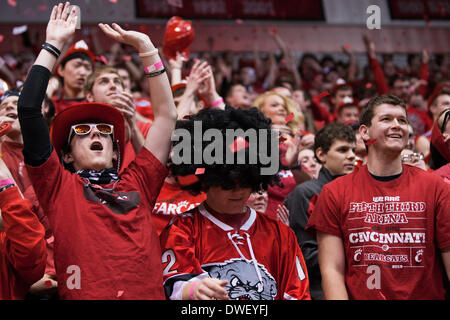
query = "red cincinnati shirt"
(307, 165, 450, 300)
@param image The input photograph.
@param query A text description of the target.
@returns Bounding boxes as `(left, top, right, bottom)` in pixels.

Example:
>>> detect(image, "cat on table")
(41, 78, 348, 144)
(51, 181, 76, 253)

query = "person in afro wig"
(160, 105, 311, 301)
(169, 105, 282, 194)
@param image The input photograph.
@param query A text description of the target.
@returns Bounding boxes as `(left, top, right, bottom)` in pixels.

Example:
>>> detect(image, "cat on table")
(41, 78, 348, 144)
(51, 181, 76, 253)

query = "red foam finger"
(178, 174, 199, 186)
(364, 139, 377, 146)
(285, 113, 294, 123)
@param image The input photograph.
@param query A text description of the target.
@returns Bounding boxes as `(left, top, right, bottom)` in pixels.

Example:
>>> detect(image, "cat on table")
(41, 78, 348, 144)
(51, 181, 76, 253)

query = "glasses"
(401, 152, 424, 163)
(67, 123, 114, 145)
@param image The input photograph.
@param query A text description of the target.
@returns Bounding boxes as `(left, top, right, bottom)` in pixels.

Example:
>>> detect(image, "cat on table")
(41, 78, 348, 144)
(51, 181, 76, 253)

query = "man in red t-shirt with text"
(307, 94, 450, 300)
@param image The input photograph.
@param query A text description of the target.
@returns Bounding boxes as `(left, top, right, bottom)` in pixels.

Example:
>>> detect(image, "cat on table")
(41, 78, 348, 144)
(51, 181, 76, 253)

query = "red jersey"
(26, 147, 168, 300)
(152, 180, 206, 235)
(0, 187, 47, 299)
(307, 165, 450, 300)
(160, 203, 311, 300)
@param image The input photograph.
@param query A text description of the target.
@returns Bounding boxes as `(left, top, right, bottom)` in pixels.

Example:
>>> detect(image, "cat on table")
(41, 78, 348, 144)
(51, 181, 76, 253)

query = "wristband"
(144, 68, 166, 78)
(0, 178, 14, 187)
(139, 48, 159, 58)
(0, 184, 14, 193)
(41, 42, 61, 58)
(144, 61, 164, 73)
(211, 97, 224, 108)
(189, 280, 199, 299)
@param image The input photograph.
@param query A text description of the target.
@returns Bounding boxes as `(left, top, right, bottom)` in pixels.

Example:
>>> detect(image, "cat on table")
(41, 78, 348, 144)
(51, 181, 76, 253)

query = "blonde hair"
(253, 91, 304, 135)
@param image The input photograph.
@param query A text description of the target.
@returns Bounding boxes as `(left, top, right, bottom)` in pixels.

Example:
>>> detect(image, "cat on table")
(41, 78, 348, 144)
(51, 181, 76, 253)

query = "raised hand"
(185, 60, 211, 96)
(98, 23, 154, 53)
(277, 204, 290, 226)
(45, 2, 78, 49)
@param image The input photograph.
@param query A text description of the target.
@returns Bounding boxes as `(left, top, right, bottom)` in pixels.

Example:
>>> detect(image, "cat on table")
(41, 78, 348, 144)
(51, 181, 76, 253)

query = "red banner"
(389, 0, 450, 19)
(136, 0, 324, 20)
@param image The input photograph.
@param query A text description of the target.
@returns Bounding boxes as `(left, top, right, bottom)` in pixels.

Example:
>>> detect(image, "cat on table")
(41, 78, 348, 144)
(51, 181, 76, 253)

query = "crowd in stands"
(0, 2, 449, 301)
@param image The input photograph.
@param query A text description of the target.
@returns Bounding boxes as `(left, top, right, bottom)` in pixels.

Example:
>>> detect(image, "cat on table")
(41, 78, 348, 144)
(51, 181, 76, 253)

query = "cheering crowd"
(0, 2, 449, 300)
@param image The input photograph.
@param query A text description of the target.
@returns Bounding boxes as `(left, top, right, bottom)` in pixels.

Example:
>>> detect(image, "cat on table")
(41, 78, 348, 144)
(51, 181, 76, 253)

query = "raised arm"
(99, 23, 177, 165)
(18, 2, 78, 166)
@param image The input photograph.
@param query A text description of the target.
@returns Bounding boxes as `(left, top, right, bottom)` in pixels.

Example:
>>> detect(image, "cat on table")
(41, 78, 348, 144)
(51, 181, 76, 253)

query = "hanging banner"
(136, 0, 324, 20)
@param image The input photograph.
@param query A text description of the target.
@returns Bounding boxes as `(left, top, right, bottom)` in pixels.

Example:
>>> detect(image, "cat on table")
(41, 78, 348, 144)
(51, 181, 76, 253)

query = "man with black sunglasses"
(18, 3, 177, 299)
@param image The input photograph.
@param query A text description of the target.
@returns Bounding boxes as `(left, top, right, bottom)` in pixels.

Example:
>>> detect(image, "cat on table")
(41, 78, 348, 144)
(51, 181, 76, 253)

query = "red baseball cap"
(50, 102, 126, 170)
(162, 16, 195, 61)
(55, 40, 95, 76)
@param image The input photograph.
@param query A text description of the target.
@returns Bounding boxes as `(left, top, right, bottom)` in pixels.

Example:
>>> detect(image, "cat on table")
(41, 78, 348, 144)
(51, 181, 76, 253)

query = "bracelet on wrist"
(41, 42, 61, 58)
(0, 178, 14, 188)
(210, 97, 224, 108)
(0, 184, 14, 193)
(139, 48, 159, 58)
(144, 61, 164, 73)
(189, 280, 199, 299)
(144, 68, 166, 78)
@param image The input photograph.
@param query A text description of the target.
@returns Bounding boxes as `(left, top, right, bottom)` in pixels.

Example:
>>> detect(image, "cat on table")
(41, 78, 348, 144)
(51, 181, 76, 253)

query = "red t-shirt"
(307, 165, 450, 300)
(51, 96, 85, 115)
(26, 147, 168, 300)
(0, 187, 47, 300)
(160, 203, 311, 300)
(152, 180, 206, 236)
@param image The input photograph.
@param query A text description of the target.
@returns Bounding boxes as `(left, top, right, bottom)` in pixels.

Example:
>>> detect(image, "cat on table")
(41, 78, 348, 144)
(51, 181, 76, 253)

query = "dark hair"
(332, 84, 353, 97)
(169, 106, 281, 195)
(388, 74, 411, 89)
(359, 94, 407, 128)
(60, 52, 92, 68)
(313, 122, 356, 163)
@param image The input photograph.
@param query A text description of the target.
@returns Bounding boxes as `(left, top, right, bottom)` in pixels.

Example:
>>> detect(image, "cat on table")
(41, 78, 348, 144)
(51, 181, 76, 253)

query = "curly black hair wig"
(170, 105, 281, 195)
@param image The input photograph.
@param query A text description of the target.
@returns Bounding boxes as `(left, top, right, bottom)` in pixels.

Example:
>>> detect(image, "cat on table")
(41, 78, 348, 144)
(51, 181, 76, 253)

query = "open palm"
(45, 2, 77, 46)
(98, 23, 152, 52)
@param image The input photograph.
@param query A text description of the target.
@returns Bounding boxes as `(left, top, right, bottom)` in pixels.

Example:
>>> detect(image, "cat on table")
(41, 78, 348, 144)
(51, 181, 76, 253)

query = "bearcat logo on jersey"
(203, 258, 277, 300)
